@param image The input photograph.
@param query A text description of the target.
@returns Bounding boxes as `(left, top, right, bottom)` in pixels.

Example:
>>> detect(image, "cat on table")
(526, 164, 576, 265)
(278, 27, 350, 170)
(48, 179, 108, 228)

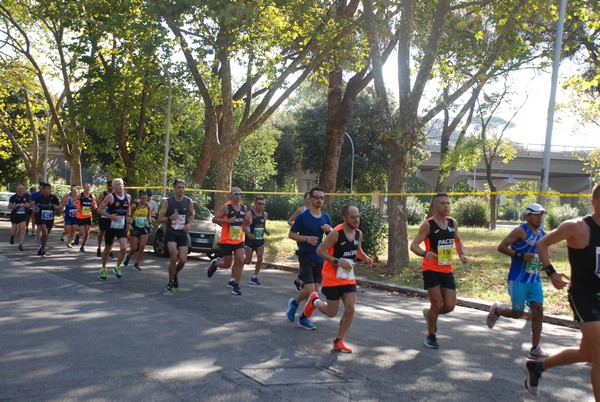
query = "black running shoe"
(521, 359, 541, 396)
(207, 258, 220, 278)
(9, 236, 14, 245)
(123, 254, 130, 266)
(96, 248, 101, 257)
(231, 283, 242, 296)
(173, 275, 179, 289)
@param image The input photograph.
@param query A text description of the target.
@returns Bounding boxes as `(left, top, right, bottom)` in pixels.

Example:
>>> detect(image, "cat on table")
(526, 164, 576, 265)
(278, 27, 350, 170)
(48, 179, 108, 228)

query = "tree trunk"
(213, 141, 240, 207)
(320, 68, 345, 193)
(387, 144, 412, 268)
(486, 162, 497, 229)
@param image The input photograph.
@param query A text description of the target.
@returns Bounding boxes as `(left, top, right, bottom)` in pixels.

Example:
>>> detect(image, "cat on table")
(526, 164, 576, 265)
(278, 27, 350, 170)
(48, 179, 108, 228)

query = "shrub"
(501, 206, 520, 221)
(265, 195, 298, 220)
(406, 196, 427, 225)
(325, 196, 387, 258)
(546, 204, 580, 230)
(451, 196, 489, 228)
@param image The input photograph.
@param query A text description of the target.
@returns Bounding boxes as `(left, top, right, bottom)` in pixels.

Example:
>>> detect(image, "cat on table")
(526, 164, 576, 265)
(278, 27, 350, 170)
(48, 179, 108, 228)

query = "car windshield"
(195, 205, 212, 221)
(0, 194, 12, 201)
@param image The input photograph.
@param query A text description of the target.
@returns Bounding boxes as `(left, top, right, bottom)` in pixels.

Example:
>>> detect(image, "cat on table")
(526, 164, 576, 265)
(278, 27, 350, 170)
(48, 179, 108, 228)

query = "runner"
(521, 185, 597, 398)
(487, 203, 548, 358)
(26, 186, 36, 237)
(8, 184, 31, 251)
(287, 191, 311, 291)
(207, 187, 251, 295)
(304, 204, 373, 353)
(30, 183, 42, 242)
(73, 183, 96, 253)
(96, 181, 114, 258)
(410, 192, 468, 349)
(243, 196, 271, 285)
(60, 185, 79, 248)
(124, 190, 152, 271)
(285, 186, 332, 330)
(159, 179, 194, 293)
(96, 178, 131, 280)
(146, 189, 158, 220)
(32, 182, 60, 257)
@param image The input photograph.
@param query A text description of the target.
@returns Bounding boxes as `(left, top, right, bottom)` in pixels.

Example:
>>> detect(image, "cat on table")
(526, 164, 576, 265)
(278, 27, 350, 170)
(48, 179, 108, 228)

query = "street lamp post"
(344, 132, 355, 193)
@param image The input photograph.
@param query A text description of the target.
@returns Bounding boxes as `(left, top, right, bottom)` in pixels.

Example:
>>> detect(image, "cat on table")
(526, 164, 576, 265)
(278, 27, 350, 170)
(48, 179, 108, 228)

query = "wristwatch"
(333, 258, 339, 265)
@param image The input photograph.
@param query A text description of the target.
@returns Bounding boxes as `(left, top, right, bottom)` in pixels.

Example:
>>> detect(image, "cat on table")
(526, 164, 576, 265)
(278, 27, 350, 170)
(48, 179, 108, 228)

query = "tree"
(155, 0, 357, 206)
(364, 0, 556, 268)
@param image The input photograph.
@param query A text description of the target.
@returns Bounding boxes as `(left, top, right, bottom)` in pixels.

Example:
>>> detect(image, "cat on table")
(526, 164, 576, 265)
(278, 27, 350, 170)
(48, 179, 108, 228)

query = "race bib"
(525, 253, 542, 274)
(69, 209, 78, 218)
(172, 214, 185, 230)
(82, 206, 91, 216)
(230, 225, 242, 240)
(437, 244, 453, 265)
(17, 207, 26, 215)
(41, 210, 54, 220)
(595, 247, 600, 279)
(254, 228, 265, 240)
(110, 215, 125, 229)
(135, 217, 148, 228)
(336, 258, 356, 280)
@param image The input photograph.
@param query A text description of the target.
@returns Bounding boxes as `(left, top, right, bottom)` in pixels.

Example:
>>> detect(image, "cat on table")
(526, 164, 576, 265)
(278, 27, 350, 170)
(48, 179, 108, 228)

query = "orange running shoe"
(333, 339, 352, 353)
(303, 291, 320, 317)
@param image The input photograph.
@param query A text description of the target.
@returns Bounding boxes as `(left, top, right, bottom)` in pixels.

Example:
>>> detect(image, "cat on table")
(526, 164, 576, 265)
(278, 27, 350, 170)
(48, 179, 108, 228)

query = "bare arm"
(536, 221, 575, 289)
(287, 206, 303, 226)
(410, 221, 432, 258)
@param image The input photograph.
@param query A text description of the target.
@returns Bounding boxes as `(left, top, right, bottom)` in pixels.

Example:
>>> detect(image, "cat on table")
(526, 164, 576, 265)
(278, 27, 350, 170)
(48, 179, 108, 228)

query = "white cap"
(525, 203, 545, 215)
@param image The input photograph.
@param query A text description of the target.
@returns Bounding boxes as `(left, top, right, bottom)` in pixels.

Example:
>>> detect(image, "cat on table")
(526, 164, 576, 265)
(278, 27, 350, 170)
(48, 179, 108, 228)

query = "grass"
(265, 221, 573, 316)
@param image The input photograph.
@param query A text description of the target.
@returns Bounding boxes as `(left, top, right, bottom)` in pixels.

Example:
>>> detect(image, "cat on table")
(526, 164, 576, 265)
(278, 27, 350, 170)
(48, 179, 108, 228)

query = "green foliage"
(406, 196, 426, 225)
(500, 206, 520, 221)
(451, 196, 489, 228)
(547, 204, 580, 230)
(264, 195, 299, 221)
(325, 196, 388, 258)
(233, 121, 280, 191)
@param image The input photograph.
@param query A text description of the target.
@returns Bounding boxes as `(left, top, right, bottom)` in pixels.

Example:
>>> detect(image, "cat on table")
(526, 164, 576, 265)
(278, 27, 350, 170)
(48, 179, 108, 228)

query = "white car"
(0, 192, 15, 216)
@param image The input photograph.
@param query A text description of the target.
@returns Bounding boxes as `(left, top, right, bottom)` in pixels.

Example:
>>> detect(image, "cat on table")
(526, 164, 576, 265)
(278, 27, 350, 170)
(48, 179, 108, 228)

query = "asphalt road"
(0, 219, 593, 401)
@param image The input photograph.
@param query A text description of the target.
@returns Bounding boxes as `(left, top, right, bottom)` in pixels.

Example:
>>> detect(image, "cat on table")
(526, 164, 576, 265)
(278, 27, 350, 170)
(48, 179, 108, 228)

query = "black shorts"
(78, 217, 92, 226)
(35, 219, 54, 230)
(569, 289, 600, 323)
(105, 228, 128, 245)
(132, 227, 150, 237)
(321, 284, 357, 301)
(10, 213, 27, 224)
(166, 230, 190, 248)
(423, 270, 456, 290)
(245, 239, 265, 251)
(297, 253, 323, 285)
(99, 218, 110, 231)
(221, 242, 245, 256)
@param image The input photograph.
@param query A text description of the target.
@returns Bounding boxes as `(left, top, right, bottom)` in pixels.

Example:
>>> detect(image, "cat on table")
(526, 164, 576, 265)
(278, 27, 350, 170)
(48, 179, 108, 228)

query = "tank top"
(107, 193, 130, 230)
(507, 223, 544, 284)
(322, 224, 361, 287)
(568, 216, 600, 293)
(422, 217, 456, 273)
(10, 193, 30, 217)
(166, 196, 191, 232)
(220, 202, 246, 244)
(132, 203, 150, 229)
(77, 193, 94, 219)
(99, 191, 111, 219)
(64, 196, 78, 219)
(248, 210, 266, 240)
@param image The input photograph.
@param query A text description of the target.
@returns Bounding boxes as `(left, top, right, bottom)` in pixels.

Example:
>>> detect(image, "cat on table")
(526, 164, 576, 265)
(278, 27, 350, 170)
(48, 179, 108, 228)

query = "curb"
(263, 261, 578, 330)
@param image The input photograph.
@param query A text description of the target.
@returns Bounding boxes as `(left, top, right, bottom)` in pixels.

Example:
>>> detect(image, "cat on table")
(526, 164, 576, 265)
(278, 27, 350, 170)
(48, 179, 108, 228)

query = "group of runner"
(7, 179, 600, 399)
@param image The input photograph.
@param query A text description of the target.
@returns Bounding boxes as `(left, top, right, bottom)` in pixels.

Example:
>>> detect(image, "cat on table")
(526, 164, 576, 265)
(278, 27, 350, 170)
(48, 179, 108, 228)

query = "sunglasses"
(233, 192, 243, 196)
(256, 202, 265, 205)
(312, 195, 325, 200)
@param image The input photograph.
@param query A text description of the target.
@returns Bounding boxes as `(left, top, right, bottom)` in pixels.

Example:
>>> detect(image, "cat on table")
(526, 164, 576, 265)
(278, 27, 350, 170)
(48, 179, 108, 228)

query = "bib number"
(135, 217, 148, 228)
(82, 206, 91, 216)
(110, 215, 125, 229)
(525, 253, 542, 274)
(41, 210, 54, 220)
(437, 244, 453, 265)
(17, 207, 26, 215)
(253, 228, 265, 240)
(69, 209, 77, 218)
(336, 258, 356, 280)
(229, 225, 242, 241)
(595, 247, 600, 279)
(171, 214, 185, 230)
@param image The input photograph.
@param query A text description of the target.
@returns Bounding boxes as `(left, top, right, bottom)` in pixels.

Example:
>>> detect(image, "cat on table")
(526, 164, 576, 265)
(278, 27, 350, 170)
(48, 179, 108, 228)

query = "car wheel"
(153, 231, 169, 257)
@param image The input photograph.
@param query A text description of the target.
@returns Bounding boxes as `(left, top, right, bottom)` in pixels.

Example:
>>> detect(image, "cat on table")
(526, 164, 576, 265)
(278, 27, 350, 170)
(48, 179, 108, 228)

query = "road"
(0, 220, 593, 401)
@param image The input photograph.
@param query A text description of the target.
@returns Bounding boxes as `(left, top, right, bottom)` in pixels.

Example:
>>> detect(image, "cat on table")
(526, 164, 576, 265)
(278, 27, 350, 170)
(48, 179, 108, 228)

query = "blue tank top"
(507, 223, 545, 284)
(64, 196, 78, 218)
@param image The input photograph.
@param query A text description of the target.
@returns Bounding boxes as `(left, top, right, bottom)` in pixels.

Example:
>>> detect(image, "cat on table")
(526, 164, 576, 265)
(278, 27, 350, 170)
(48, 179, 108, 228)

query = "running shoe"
(250, 276, 260, 285)
(99, 267, 107, 281)
(173, 275, 179, 288)
(165, 281, 175, 293)
(293, 278, 303, 291)
(66, 243, 73, 248)
(486, 302, 499, 329)
(60, 232, 65, 242)
(231, 283, 242, 296)
(79, 246, 85, 253)
(73, 235, 79, 245)
(298, 316, 316, 330)
(18, 244, 24, 251)
(133, 263, 141, 271)
(40, 250, 47, 258)
(529, 346, 549, 359)
(424, 334, 439, 349)
(113, 266, 122, 279)
(109, 252, 115, 259)
(520, 359, 541, 396)
(37, 246, 42, 256)
(286, 298, 298, 322)
(304, 291, 319, 318)
(123, 254, 130, 267)
(25, 229, 29, 236)
(207, 258, 220, 278)
(9, 236, 14, 245)
(96, 248, 101, 257)
(227, 279, 235, 288)
(333, 339, 352, 353)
